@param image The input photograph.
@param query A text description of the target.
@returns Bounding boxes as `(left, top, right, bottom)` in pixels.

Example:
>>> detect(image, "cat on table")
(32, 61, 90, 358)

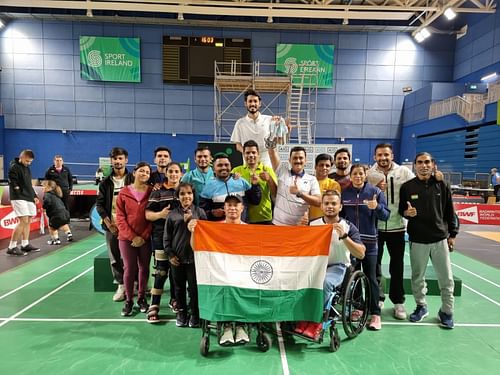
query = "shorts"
(11, 200, 37, 217)
(49, 211, 70, 229)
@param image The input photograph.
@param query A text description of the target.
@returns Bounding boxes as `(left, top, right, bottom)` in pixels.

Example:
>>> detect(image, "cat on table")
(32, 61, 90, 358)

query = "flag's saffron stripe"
(197, 285, 324, 323)
(193, 221, 332, 257)
(195, 251, 328, 290)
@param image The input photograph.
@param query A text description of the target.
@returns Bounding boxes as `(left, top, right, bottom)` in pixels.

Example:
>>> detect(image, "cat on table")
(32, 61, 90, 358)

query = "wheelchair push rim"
(341, 270, 371, 339)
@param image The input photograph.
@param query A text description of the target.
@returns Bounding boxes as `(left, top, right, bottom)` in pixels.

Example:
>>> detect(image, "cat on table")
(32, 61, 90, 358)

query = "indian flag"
(193, 221, 332, 323)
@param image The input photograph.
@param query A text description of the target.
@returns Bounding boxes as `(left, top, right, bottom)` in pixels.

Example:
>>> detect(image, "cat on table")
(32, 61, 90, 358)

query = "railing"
(429, 95, 485, 122)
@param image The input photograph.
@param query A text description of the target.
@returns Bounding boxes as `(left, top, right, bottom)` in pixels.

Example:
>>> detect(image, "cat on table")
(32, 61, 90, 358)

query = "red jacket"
(116, 185, 153, 242)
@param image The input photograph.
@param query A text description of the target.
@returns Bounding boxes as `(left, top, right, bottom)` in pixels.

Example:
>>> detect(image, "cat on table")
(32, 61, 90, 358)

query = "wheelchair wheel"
(256, 332, 272, 352)
(200, 336, 209, 356)
(341, 270, 371, 339)
(329, 327, 340, 352)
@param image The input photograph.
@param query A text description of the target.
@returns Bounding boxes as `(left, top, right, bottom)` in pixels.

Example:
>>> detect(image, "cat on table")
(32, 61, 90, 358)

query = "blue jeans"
(323, 263, 347, 304)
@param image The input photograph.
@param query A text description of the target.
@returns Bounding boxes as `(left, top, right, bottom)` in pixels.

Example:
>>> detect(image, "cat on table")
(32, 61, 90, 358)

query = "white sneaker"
(378, 300, 385, 309)
(220, 325, 234, 345)
(235, 325, 250, 344)
(393, 304, 407, 320)
(113, 284, 125, 302)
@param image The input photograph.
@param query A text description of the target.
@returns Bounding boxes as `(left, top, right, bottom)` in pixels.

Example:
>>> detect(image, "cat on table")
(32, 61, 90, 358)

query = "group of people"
(6, 89, 459, 350)
(7, 151, 73, 257)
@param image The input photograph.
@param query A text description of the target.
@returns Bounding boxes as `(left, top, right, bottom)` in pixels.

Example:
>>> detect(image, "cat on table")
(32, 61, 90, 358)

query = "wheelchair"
(282, 265, 371, 352)
(199, 321, 272, 356)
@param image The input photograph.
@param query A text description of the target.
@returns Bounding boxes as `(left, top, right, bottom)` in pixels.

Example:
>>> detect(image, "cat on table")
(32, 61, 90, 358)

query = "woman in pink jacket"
(116, 161, 153, 317)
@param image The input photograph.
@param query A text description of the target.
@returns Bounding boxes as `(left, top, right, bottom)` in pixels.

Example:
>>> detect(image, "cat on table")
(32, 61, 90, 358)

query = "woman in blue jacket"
(341, 164, 390, 330)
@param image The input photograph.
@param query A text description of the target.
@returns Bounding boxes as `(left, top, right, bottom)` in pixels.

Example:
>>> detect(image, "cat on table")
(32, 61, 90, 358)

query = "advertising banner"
(80, 36, 141, 82)
(276, 44, 334, 88)
(454, 203, 500, 225)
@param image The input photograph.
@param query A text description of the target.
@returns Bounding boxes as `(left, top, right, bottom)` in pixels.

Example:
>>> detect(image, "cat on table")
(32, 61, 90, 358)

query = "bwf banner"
(193, 221, 332, 323)
(80, 36, 141, 82)
(276, 44, 334, 88)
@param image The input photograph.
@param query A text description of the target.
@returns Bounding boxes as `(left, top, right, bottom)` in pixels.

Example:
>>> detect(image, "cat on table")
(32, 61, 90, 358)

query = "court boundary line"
(463, 284, 500, 307)
(275, 322, 290, 375)
(451, 262, 500, 288)
(1, 318, 499, 328)
(0, 266, 93, 329)
(0, 243, 105, 302)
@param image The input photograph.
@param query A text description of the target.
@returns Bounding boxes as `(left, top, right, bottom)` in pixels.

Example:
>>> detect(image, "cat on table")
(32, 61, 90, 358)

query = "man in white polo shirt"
(267, 144, 321, 225)
(231, 89, 281, 169)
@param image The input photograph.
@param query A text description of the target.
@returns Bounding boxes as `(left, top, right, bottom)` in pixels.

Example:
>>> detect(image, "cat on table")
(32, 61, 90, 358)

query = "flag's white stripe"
(195, 251, 328, 291)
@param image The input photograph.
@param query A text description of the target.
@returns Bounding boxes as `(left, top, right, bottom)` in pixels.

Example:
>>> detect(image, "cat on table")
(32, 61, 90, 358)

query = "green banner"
(80, 36, 141, 82)
(497, 100, 500, 125)
(276, 44, 334, 88)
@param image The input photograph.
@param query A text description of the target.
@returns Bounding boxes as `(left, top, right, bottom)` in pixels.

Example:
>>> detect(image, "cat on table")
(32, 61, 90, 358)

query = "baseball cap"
(224, 194, 243, 203)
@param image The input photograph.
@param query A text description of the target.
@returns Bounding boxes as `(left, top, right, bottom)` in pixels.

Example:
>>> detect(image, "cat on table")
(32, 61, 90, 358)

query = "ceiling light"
(267, 15, 273, 23)
(342, 18, 349, 25)
(86, 9, 93, 17)
(420, 28, 431, 38)
(414, 32, 425, 43)
(444, 8, 457, 21)
(480, 72, 497, 82)
(177, 13, 184, 21)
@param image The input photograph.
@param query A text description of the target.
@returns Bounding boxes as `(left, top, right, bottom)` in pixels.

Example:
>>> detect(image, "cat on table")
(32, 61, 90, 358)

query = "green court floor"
(0, 235, 499, 374)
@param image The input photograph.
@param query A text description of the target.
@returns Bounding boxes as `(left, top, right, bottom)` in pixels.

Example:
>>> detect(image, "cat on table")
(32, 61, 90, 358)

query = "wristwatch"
(296, 191, 302, 198)
(339, 233, 348, 240)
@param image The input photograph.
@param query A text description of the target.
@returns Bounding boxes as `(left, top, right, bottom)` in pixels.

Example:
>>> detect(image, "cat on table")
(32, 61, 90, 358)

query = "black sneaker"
(6, 247, 28, 256)
(189, 315, 200, 328)
(137, 297, 149, 313)
(176, 311, 188, 327)
(121, 301, 134, 317)
(21, 244, 40, 252)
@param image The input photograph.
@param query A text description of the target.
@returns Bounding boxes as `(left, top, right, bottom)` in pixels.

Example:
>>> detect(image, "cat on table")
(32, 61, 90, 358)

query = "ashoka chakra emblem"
(250, 260, 273, 284)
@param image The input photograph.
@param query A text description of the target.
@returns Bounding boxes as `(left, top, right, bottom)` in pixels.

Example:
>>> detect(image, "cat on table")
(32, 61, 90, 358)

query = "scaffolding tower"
(213, 61, 318, 144)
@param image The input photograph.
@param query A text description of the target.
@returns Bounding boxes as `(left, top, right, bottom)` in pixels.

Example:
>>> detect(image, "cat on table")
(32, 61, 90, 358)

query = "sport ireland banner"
(276, 44, 334, 88)
(80, 36, 141, 82)
(193, 221, 332, 323)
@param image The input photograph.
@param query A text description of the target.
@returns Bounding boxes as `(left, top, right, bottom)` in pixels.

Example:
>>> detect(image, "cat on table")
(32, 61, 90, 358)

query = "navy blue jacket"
(341, 182, 390, 256)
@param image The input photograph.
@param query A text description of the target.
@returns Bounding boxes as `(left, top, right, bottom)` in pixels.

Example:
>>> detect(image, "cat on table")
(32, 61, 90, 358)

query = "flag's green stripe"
(197, 285, 324, 323)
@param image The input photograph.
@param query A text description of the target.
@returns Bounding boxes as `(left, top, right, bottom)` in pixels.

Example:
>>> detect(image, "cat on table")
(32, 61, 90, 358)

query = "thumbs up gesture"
(366, 194, 378, 210)
(250, 172, 260, 185)
(289, 178, 300, 195)
(405, 201, 417, 217)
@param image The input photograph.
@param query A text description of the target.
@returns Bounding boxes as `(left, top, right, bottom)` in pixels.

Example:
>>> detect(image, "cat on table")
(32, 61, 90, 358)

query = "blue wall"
(0, 19, 456, 170)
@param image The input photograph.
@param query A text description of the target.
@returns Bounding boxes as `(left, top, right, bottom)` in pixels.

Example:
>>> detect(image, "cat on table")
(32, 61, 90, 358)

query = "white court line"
(0, 266, 93, 328)
(0, 243, 105, 301)
(451, 262, 500, 288)
(1, 318, 176, 323)
(382, 321, 500, 327)
(275, 322, 290, 375)
(1, 318, 499, 328)
(463, 284, 500, 307)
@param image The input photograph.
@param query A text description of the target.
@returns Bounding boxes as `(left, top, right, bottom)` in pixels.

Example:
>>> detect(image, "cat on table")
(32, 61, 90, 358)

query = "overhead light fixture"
(480, 72, 497, 82)
(177, 13, 184, 21)
(444, 8, 457, 21)
(86, 9, 93, 17)
(414, 27, 431, 43)
(267, 15, 273, 23)
(342, 18, 349, 25)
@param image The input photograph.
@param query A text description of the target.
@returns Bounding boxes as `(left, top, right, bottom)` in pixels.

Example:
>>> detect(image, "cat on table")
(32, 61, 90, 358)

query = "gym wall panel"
(367, 33, 397, 50)
(364, 80, 393, 95)
(43, 39, 74, 55)
(472, 30, 495, 55)
(366, 65, 394, 81)
(471, 48, 494, 72)
(363, 110, 392, 125)
(337, 49, 366, 65)
(135, 103, 164, 119)
(362, 124, 391, 138)
(335, 109, 363, 124)
(43, 22, 73, 39)
(335, 123, 363, 138)
(43, 54, 74, 70)
(336, 95, 364, 110)
(364, 95, 392, 110)
(366, 50, 396, 65)
(44, 70, 74, 85)
(75, 101, 104, 117)
(75, 116, 105, 131)
(134, 89, 163, 104)
(338, 33, 367, 50)
(46, 115, 76, 130)
(105, 102, 135, 118)
(106, 117, 135, 132)
(335, 80, 365, 95)
(135, 118, 165, 133)
(45, 100, 75, 115)
(45, 85, 75, 101)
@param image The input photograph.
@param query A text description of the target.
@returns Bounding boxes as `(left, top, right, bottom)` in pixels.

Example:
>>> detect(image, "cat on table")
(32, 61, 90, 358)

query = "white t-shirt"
(272, 162, 320, 226)
(310, 218, 353, 266)
(230, 113, 272, 168)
